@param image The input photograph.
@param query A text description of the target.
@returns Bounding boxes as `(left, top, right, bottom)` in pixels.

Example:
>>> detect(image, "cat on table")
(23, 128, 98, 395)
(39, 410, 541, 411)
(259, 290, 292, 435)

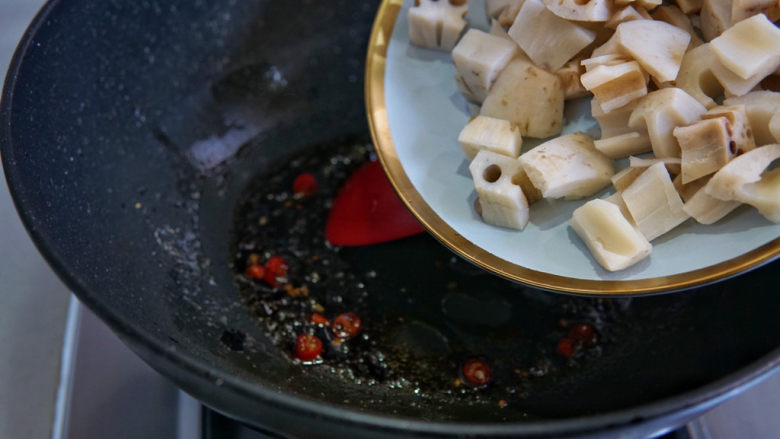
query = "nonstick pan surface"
(2, 1, 779, 437)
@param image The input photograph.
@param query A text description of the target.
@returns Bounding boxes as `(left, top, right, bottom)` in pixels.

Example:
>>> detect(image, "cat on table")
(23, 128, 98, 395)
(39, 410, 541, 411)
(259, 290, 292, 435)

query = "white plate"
(365, 0, 780, 294)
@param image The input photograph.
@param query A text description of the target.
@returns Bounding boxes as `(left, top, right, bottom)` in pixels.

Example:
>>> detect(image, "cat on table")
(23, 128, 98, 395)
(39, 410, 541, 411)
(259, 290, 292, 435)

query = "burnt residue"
(221, 328, 247, 352)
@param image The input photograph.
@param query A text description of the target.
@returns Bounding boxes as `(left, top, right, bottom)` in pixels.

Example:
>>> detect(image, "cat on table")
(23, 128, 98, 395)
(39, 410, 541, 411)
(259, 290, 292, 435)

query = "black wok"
(2, 1, 779, 437)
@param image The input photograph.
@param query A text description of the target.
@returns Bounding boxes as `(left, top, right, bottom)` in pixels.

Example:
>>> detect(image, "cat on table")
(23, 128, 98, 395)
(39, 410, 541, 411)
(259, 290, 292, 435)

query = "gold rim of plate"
(364, 0, 780, 295)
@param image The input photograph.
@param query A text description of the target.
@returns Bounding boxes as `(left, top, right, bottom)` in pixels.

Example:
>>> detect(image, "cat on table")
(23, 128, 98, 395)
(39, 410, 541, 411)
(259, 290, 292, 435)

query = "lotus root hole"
(483, 164, 502, 183)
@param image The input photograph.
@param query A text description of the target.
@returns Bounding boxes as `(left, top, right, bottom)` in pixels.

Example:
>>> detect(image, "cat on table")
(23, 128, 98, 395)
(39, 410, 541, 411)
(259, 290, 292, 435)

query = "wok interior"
(3, 0, 779, 425)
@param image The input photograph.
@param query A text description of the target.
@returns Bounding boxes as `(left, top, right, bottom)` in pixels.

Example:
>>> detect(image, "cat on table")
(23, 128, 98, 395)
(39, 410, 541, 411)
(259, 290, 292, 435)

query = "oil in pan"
(231, 140, 629, 415)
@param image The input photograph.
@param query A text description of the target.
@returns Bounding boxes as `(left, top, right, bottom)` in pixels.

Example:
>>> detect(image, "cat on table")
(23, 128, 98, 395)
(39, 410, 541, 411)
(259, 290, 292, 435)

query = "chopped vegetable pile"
(408, 0, 780, 272)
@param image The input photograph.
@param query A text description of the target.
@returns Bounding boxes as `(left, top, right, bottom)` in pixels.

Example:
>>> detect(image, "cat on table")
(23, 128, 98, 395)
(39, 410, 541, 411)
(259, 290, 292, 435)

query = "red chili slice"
(293, 173, 317, 196)
(308, 313, 330, 326)
(264, 256, 288, 287)
(568, 323, 595, 343)
(295, 334, 323, 362)
(557, 337, 576, 358)
(463, 359, 491, 386)
(325, 161, 424, 246)
(331, 312, 362, 339)
(245, 264, 266, 280)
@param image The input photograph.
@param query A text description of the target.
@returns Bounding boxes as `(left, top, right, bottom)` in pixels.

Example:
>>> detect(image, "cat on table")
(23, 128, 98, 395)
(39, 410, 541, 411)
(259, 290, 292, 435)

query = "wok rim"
(2, 0, 780, 436)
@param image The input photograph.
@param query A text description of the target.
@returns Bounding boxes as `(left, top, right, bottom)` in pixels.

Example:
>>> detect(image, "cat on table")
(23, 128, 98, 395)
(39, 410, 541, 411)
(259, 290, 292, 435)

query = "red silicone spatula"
(326, 160, 425, 246)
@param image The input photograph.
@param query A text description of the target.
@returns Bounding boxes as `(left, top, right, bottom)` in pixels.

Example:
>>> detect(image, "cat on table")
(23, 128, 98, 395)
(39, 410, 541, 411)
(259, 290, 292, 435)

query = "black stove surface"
(200, 407, 692, 439)
(202, 408, 285, 439)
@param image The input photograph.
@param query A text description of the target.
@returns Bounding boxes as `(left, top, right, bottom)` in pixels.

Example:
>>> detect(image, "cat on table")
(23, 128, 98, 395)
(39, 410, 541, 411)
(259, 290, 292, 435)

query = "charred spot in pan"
(220, 329, 246, 352)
